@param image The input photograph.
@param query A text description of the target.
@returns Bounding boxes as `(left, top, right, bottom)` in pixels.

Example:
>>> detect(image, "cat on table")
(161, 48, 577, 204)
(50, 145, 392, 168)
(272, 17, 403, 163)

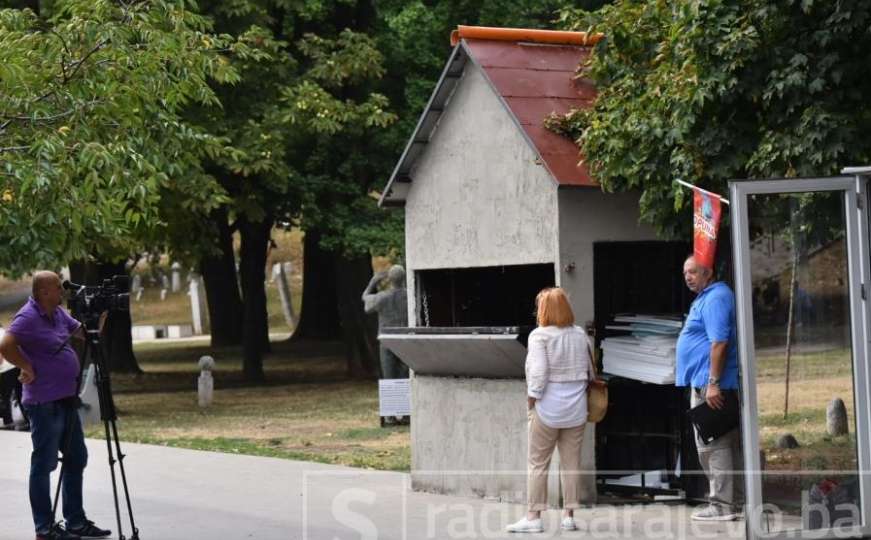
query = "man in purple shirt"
(0, 271, 110, 540)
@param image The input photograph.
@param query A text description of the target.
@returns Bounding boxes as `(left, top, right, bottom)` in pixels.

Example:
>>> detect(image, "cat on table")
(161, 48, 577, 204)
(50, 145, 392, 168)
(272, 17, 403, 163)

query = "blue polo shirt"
(675, 281, 739, 390)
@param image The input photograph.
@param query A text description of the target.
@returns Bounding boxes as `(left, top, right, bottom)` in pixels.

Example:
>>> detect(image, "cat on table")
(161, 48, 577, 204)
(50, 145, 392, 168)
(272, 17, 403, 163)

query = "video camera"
(63, 276, 131, 323)
(59, 275, 141, 539)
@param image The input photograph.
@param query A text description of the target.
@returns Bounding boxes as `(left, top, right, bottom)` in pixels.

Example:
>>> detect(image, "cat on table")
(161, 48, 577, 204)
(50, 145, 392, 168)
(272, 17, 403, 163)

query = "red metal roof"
(463, 38, 597, 187)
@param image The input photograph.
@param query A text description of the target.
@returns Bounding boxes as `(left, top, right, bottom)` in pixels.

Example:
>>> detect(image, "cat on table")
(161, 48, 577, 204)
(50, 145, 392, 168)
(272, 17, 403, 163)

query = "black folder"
(687, 392, 740, 444)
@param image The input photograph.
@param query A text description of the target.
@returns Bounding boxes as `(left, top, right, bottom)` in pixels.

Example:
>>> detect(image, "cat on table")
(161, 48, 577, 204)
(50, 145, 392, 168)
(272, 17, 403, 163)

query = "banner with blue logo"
(692, 187, 722, 269)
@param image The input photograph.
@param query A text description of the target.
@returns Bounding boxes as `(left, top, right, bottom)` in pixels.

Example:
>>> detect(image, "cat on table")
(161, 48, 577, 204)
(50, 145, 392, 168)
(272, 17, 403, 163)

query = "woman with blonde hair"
(507, 287, 600, 533)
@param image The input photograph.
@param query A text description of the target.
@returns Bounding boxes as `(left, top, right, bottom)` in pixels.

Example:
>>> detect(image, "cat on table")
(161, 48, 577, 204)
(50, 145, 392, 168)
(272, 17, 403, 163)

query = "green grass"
(338, 426, 396, 441)
(82, 338, 411, 472)
(121, 436, 411, 471)
(758, 408, 828, 429)
(756, 347, 853, 380)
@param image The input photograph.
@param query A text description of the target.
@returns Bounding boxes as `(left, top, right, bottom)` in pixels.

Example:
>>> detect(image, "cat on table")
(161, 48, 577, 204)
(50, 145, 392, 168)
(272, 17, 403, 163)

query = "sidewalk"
(0, 431, 744, 540)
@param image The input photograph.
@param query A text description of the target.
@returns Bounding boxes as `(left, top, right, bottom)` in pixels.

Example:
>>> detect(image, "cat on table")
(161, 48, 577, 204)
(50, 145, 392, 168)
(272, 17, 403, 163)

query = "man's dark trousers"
(24, 400, 88, 533)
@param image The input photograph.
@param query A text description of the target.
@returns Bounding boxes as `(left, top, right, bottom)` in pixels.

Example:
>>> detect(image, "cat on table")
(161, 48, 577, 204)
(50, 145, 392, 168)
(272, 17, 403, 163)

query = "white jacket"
(525, 325, 593, 399)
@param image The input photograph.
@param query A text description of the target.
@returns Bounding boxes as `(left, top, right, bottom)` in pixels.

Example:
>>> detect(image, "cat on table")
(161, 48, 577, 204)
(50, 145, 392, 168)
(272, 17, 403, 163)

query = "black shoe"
(36, 523, 80, 540)
(67, 520, 111, 539)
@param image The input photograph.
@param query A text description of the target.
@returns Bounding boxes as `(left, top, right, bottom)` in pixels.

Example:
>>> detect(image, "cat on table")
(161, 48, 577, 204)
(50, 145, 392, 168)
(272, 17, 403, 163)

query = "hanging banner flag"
(693, 187, 722, 269)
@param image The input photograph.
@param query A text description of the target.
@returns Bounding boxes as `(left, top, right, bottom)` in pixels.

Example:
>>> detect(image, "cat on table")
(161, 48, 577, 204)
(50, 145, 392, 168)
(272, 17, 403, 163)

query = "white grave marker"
(272, 262, 295, 329)
(198, 355, 215, 407)
(188, 274, 208, 335)
(171, 262, 182, 292)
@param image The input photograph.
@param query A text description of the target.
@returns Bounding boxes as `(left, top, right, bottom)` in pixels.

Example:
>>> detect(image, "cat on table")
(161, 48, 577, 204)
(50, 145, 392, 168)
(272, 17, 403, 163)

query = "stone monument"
(131, 274, 143, 302)
(827, 397, 849, 436)
(198, 355, 215, 407)
(171, 262, 182, 292)
(188, 274, 208, 335)
(272, 262, 296, 329)
(160, 273, 170, 301)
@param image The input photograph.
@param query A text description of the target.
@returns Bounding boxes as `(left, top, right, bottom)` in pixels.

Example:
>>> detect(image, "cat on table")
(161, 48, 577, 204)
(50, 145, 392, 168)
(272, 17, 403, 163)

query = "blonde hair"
(535, 287, 575, 328)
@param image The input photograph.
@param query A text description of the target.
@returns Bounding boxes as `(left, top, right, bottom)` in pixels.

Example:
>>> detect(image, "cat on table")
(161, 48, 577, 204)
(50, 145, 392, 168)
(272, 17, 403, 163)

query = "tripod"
(52, 316, 140, 540)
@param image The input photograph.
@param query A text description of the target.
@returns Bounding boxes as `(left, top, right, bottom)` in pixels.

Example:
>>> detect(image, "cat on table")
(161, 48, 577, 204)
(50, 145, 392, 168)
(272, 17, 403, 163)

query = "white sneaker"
(691, 504, 737, 521)
(561, 517, 578, 530)
(506, 517, 544, 533)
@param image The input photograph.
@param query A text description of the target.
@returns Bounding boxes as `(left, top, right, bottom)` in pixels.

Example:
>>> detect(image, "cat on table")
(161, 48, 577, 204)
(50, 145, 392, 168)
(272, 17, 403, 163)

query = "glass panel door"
(731, 177, 871, 540)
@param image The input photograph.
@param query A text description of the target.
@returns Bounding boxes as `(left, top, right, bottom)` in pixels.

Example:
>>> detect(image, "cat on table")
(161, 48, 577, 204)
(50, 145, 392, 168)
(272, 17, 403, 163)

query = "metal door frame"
(730, 175, 871, 540)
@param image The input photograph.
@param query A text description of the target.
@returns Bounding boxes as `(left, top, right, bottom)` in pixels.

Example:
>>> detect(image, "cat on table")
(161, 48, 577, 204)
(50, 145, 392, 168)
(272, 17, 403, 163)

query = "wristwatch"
(708, 376, 720, 387)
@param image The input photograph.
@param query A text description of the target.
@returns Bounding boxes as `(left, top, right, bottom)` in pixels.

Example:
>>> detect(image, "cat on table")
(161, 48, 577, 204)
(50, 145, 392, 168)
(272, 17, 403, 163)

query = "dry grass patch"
(87, 338, 410, 471)
(752, 349, 858, 486)
(757, 376, 855, 426)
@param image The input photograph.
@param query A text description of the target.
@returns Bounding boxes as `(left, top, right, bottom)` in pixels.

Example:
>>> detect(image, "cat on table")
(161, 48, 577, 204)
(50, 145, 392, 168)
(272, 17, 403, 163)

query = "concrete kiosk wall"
(401, 60, 562, 506)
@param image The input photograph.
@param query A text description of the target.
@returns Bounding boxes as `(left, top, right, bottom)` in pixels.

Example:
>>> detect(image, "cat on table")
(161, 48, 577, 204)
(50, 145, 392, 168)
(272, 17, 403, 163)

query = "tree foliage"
(165, 0, 402, 379)
(359, 0, 601, 259)
(552, 0, 871, 237)
(0, 0, 267, 275)
(170, 0, 398, 260)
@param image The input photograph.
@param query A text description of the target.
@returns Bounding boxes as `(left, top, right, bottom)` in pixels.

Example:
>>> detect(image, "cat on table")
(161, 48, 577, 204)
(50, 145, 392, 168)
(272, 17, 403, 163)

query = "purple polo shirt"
(8, 297, 81, 404)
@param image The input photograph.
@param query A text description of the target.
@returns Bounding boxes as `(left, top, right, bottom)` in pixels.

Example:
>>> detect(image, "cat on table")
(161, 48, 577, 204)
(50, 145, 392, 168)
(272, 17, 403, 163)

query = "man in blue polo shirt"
(0, 271, 111, 540)
(676, 256, 743, 521)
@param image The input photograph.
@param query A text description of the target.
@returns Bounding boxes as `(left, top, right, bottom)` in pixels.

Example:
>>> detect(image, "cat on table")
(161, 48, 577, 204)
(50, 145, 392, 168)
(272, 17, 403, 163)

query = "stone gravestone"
(198, 355, 215, 407)
(776, 433, 800, 449)
(272, 262, 295, 329)
(131, 274, 143, 302)
(827, 398, 849, 436)
(171, 262, 182, 293)
(160, 273, 170, 301)
(188, 274, 209, 335)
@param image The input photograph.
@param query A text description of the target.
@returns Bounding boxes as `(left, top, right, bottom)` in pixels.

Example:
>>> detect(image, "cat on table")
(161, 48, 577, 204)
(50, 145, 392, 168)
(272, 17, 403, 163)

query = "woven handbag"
(586, 337, 608, 423)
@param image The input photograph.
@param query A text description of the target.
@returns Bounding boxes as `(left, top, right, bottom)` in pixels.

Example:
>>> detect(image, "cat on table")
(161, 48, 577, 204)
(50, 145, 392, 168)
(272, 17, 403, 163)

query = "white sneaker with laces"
(691, 504, 737, 521)
(561, 517, 578, 530)
(506, 517, 544, 533)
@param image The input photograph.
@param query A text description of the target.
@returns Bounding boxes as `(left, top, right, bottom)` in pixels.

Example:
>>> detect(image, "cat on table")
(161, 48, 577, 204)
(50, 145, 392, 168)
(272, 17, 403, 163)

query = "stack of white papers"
(601, 315, 682, 384)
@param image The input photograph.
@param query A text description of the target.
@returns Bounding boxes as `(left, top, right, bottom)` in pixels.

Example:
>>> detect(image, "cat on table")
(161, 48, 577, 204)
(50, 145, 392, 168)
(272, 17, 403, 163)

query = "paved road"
(0, 431, 744, 540)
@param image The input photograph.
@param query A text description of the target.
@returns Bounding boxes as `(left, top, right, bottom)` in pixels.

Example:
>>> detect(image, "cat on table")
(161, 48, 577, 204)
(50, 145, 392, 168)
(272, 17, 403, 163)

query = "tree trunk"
(783, 247, 799, 419)
(292, 229, 341, 340)
(333, 251, 379, 378)
(238, 214, 273, 382)
(69, 259, 142, 374)
(199, 207, 243, 346)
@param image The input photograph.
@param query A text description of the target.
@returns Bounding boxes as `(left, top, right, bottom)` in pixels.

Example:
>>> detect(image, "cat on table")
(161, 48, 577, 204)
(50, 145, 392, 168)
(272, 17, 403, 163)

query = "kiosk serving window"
(379, 263, 555, 379)
(415, 263, 555, 328)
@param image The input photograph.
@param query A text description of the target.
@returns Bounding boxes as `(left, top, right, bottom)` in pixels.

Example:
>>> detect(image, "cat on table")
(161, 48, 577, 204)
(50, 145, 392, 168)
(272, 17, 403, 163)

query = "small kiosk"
(379, 26, 698, 505)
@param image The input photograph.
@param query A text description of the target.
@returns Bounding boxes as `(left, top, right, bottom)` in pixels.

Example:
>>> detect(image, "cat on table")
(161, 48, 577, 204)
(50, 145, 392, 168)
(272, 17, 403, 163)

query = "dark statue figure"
(362, 265, 409, 380)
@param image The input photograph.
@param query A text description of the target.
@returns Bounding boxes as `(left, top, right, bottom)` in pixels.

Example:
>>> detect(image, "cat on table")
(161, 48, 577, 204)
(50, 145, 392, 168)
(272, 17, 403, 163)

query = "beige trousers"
(527, 407, 586, 511)
(691, 388, 744, 510)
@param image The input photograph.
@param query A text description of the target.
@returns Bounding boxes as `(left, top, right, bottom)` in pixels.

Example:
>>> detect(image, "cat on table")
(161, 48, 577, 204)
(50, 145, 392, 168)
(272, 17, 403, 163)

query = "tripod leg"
(51, 463, 64, 523)
(110, 421, 139, 539)
(85, 325, 140, 539)
(103, 419, 126, 540)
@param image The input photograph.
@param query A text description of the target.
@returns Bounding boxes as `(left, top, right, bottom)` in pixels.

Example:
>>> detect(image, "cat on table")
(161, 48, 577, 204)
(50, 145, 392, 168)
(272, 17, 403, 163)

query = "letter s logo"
(331, 488, 378, 540)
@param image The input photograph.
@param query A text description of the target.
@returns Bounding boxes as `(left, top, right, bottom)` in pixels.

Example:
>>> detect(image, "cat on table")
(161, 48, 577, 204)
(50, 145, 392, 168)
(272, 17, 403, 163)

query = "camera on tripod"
(63, 276, 130, 323)
(60, 275, 140, 539)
